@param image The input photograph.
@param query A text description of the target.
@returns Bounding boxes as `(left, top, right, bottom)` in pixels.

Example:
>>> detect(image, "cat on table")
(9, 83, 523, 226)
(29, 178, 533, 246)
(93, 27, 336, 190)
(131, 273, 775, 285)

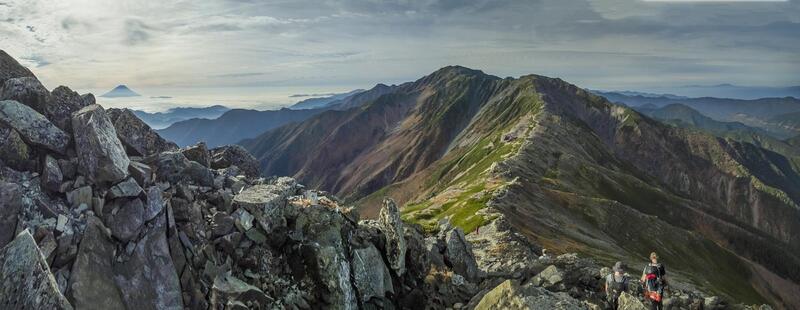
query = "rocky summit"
(0, 50, 784, 310)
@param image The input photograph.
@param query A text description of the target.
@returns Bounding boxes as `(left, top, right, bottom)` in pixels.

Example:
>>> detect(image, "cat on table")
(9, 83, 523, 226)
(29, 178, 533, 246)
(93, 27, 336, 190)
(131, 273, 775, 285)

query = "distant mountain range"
(673, 84, 800, 100)
(131, 105, 230, 129)
(100, 85, 140, 98)
(595, 90, 800, 139)
(288, 89, 363, 110)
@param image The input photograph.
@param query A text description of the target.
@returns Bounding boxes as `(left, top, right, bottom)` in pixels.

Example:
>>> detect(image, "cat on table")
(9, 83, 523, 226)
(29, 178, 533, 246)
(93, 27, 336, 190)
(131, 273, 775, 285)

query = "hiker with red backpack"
(640, 252, 667, 310)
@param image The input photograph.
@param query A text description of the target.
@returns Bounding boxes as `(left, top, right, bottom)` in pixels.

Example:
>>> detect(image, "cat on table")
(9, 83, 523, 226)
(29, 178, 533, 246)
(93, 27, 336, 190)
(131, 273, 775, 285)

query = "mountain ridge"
(100, 84, 140, 98)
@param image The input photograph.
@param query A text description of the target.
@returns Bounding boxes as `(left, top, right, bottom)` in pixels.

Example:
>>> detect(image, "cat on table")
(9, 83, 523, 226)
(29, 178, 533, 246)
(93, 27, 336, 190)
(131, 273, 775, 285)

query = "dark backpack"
(608, 275, 628, 299)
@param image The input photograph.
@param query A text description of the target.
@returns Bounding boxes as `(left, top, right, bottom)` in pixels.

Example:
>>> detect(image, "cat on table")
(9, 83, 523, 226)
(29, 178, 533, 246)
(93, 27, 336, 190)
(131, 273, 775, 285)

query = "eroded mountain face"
(243, 67, 800, 308)
(0, 50, 787, 309)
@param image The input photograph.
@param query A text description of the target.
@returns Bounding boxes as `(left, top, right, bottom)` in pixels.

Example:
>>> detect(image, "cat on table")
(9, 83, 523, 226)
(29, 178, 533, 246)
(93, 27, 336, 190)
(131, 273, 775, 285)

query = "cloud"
(123, 19, 154, 45)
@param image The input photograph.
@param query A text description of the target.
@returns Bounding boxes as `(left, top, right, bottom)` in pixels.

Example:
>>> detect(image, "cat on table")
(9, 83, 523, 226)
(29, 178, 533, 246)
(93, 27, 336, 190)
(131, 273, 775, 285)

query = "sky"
(1, 0, 799, 99)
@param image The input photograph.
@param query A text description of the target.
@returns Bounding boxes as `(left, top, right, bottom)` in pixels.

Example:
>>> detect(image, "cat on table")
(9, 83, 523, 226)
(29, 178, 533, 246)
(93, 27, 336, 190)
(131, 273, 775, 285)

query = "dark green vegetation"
(241, 67, 800, 307)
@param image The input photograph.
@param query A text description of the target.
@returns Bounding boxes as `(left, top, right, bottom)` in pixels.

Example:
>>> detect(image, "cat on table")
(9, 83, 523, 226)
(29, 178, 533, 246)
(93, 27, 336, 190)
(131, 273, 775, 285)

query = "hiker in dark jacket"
(605, 261, 629, 309)
(640, 252, 667, 310)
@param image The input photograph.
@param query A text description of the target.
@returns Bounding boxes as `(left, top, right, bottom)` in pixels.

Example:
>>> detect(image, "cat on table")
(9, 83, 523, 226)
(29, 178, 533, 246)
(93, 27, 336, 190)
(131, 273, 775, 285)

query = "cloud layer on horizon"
(1, 0, 798, 92)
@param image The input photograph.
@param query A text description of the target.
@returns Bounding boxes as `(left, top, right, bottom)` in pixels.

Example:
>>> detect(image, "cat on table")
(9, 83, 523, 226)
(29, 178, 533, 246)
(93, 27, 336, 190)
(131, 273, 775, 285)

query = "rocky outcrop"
(0, 124, 32, 171)
(0, 100, 70, 154)
(210, 144, 260, 177)
(181, 142, 211, 167)
(48, 86, 92, 133)
(0, 182, 21, 248)
(0, 77, 50, 115)
(0, 231, 72, 309)
(72, 104, 130, 184)
(378, 198, 406, 275)
(618, 291, 647, 310)
(107, 108, 178, 156)
(0, 50, 35, 84)
(473, 280, 585, 310)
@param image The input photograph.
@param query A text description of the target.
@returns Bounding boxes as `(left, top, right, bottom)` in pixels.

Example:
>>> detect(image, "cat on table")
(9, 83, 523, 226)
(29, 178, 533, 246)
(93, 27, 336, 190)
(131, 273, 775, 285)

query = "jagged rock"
(103, 198, 145, 242)
(0, 100, 70, 154)
(211, 212, 235, 238)
(0, 50, 35, 84)
(0, 182, 21, 248)
(0, 77, 50, 116)
(58, 158, 77, 180)
(0, 124, 32, 171)
(232, 208, 254, 232)
(66, 186, 92, 209)
(351, 244, 394, 303)
(617, 292, 647, 310)
(147, 151, 213, 186)
(233, 177, 297, 212)
(378, 198, 407, 276)
(106, 108, 178, 156)
(474, 280, 585, 310)
(47, 86, 92, 132)
(532, 265, 564, 290)
(68, 216, 125, 309)
(0, 231, 72, 309)
(72, 104, 130, 184)
(128, 161, 153, 186)
(210, 145, 260, 178)
(81, 93, 96, 105)
(107, 177, 143, 199)
(445, 228, 480, 282)
(404, 225, 432, 283)
(143, 186, 164, 221)
(42, 155, 63, 192)
(182, 141, 211, 167)
(210, 274, 273, 308)
(112, 212, 183, 309)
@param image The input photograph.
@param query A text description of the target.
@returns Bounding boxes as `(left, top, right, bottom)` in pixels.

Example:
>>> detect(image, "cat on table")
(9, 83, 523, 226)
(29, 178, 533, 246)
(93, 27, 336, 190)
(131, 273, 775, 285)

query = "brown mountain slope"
(241, 67, 800, 307)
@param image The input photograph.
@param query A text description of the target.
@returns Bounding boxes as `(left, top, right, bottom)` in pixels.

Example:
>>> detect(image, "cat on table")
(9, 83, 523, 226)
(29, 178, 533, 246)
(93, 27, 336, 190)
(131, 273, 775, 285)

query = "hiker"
(605, 261, 629, 310)
(640, 252, 667, 310)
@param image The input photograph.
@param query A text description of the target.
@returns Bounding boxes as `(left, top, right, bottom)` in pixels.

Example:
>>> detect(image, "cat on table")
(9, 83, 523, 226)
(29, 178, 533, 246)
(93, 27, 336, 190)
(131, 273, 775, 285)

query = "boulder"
(112, 212, 183, 309)
(474, 280, 585, 310)
(351, 244, 394, 303)
(0, 50, 36, 84)
(0, 100, 70, 154)
(143, 186, 164, 221)
(0, 77, 50, 115)
(182, 141, 211, 167)
(445, 228, 480, 282)
(103, 198, 145, 242)
(0, 124, 32, 171)
(106, 108, 178, 156)
(41, 155, 63, 192)
(147, 151, 213, 186)
(67, 216, 126, 309)
(210, 145, 260, 178)
(0, 231, 72, 309)
(72, 104, 130, 184)
(128, 161, 153, 186)
(533, 265, 564, 290)
(211, 212, 235, 238)
(617, 291, 647, 310)
(66, 186, 92, 209)
(210, 274, 273, 308)
(107, 177, 143, 199)
(0, 182, 21, 248)
(378, 198, 407, 276)
(48, 86, 92, 132)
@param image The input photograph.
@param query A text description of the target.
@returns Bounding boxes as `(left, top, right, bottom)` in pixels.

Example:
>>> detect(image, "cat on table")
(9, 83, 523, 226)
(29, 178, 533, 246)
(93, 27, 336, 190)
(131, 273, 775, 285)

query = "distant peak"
(101, 84, 141, 98)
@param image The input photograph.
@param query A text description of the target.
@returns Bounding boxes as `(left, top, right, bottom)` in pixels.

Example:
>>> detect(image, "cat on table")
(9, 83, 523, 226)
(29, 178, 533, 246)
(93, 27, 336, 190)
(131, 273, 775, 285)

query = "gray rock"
(107, 177, 143, 199)
(445, 228, 480, 282)
(0, 181, 21, 248)
(68, 216, 126, 309)
(0, 124, 32, 171)
(534, 265, 564, 290)
(47, 86, 92, 133)
(42, 155, 64, 192)
(128, 161, 152, 186)
(66, 186, 92, 209)
(0, 231, 72, 309)
(42, 155, 63, 192)
(0, 100, 70, 154)
(104, 198, 145, 242)
(72, 104, 130, 184)
(211, 212, 235, 238)
(182, 141, 211, 167)
(106, 108, 178, 156)
(232, 208, 254, 232)
(0, 77, 50, 116)
(351, 244, 394, 303)
(147, 151, 212, 186)
(0, 50, 36, 84)
(58, 158, 77, 180)
(210, 274, 273, 308)
(112, 211, 183, 309)
(143, 186, 164, 221)
(474, 280, 585, 310)
(618, 291, 647, 310)
(378, 198, 406, 275)
(210, 144, 260, 178)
